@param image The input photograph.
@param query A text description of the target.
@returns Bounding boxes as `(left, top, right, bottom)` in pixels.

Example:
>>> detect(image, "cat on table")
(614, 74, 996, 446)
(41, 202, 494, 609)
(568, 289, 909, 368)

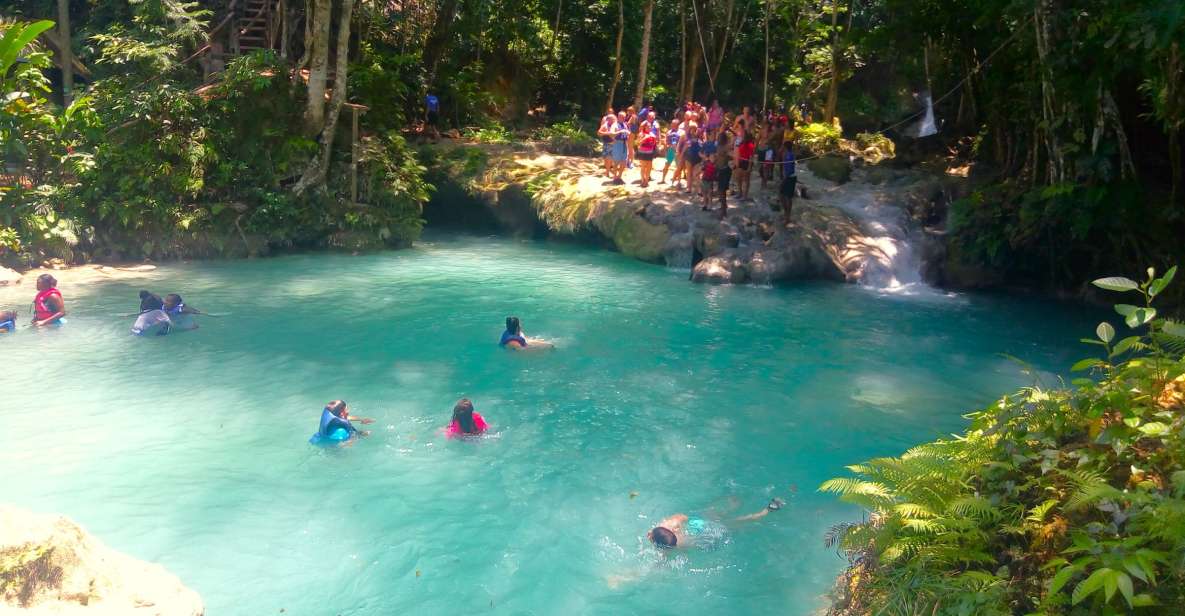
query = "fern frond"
(947, 495, 999, 520)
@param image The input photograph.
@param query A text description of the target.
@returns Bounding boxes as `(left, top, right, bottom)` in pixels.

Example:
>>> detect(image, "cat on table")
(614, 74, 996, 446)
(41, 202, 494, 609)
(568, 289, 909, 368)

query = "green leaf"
(0, 20, 56, 77)
(1093, 277, 1139, 292)
(1071, 358, 1104, 372)
(1138, 422, 1170, 437)
(1049, 564, 1079, 596)
(1131, 593, 1157, 606)
(1096, 322, 1116, 343)
(1103, 569, 1118, 602)
(1125, 307, 1156, 328)
(1114, 304, 1139, 317)
(1116, 571, 1134, 607)
(1163, 320, 1185, 338)
(1111, 336, 1142, 356)
(1148, 266, 1176, 297)
(1072, 568, 1111, 604)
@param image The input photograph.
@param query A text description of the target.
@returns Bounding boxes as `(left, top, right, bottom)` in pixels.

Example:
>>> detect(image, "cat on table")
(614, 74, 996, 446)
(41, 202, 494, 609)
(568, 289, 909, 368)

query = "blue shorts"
(602, 141, 613, 158)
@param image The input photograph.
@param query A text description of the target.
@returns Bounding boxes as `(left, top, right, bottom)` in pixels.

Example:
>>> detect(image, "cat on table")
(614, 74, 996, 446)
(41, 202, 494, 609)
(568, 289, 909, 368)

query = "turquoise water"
(1, 237, 1098, 614)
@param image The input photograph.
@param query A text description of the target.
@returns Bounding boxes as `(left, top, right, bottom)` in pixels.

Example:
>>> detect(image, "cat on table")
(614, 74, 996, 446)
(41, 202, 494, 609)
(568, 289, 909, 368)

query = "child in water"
(163, 293, 202, 330)
(0, 310, 16, 333)
(312, 400, 374, 445)
(499, 316, 554, 351)
(445, 398, 488, 438)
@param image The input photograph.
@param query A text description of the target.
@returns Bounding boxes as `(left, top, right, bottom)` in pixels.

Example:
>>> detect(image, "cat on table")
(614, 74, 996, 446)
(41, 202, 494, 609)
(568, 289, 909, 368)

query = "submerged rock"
(0, 506, 204, 615)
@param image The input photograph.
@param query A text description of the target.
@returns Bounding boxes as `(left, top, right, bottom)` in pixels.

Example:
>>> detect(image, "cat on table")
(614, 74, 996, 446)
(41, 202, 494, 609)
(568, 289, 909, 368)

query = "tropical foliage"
(823, 267, 1185, 614)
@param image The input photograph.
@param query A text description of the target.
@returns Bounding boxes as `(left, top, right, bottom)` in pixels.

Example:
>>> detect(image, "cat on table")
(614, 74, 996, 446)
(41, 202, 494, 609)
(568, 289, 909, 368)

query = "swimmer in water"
(607, 497, 786, 588)
(0, 310, 16, 333)
(648, 498, 785, 549)
(499, 316, 554, 351)
(138, 290, 164, 313)
(31, 274, 65, 327)
(131, 291, 172, 336)
(445, 398, 488, 437)
(315, 400, 375, 443)
(162, 293, 202, 330)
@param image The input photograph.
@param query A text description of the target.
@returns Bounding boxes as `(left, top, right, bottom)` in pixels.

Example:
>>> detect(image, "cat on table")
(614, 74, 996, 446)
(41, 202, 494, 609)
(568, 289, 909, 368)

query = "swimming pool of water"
(1, 236, 1100, 614)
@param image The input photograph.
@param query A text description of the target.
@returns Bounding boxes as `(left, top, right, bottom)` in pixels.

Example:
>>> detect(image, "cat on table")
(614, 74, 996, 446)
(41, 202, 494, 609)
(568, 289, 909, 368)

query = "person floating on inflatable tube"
(31, 274, 66, 327)
(444, 398, 488, 438)
(163, 294, 202, 331)
(310, 400, 374, 446)
(132, 290, 172, 336)
(499, 316, 554, 351)
(0, 310, 16, 333)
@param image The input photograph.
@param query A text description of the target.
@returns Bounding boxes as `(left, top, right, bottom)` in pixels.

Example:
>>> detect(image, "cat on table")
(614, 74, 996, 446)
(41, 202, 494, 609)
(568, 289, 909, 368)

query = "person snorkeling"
(444, 398, 488, 438)
(311, 399, 374, 446)
(647, 498, 785, 550)
(499, 316, 554, 351)
(31, 274, 65, 327)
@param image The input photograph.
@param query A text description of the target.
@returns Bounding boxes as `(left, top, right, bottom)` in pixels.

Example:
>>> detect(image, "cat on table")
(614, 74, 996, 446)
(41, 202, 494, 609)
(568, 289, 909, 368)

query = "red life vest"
(34, 288, 62, 321)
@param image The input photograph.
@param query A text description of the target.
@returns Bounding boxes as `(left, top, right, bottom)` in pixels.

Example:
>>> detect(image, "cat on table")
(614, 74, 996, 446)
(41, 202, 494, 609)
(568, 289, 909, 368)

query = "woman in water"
(31, 274, 66, 327)
(499, 316, 553, 351)
(445, 398, 488, 438)
(313, 400, 374, 444)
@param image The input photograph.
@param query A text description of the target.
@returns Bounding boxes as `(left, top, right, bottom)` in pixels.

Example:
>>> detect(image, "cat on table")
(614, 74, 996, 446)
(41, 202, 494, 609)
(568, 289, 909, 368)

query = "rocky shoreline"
(0, 506, 203, 614)
(421, 142, 971, 288)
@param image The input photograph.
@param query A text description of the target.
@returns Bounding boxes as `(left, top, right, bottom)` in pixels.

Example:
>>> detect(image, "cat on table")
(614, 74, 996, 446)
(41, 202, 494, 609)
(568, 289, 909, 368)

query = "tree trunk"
(422, 0, 461, 88)
(303, 0, 332, 133)
(762, 0, 770, 111)
(605, 0, 625, 111)
(633, 0, 655, 109)
(294, 0, 355, 195)
(551, 0, 563, 58)
(823, 0, 841, 122)
(678, 0, 686, 101)
(57, 0, 73, 106)
(682, 45, 702, 102)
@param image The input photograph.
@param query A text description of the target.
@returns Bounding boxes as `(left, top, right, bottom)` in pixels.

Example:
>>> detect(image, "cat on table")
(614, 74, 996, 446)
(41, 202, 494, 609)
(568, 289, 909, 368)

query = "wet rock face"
(807, 155, 853, 184)
(0, 506, 204, 615)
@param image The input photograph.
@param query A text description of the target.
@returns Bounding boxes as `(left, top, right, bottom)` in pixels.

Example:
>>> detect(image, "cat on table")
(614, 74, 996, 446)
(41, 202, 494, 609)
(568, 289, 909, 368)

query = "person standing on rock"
(611, 111, 631, 185)
(637, 126, 658, 188)
(736, 132, 756, 201)
(659, 119, 682, 184)
(779, 139, 798, 226)
(425, 92, 441, 143)
(715, 147, 734, 220)
(598, 109, 618, 179)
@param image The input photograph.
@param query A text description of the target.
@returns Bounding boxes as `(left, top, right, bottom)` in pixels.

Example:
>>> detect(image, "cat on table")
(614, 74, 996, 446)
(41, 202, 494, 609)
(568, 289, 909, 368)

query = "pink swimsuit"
(445, 412, 489, 438)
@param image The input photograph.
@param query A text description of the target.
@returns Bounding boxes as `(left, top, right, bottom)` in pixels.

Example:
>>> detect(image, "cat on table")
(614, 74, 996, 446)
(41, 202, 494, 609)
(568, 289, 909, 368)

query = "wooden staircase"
(231, 0, 281, 54)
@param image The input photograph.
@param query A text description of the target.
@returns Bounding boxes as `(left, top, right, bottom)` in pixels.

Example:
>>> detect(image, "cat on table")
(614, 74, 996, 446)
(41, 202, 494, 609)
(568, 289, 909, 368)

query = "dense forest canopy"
(1, 0, 1183, 295)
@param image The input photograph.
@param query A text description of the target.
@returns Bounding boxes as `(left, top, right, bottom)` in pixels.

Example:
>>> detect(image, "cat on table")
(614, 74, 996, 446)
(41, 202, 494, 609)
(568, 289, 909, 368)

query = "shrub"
(823, 266, 1185, 614)
(532, 120, 598, 157)
(796, 121, 842, 155)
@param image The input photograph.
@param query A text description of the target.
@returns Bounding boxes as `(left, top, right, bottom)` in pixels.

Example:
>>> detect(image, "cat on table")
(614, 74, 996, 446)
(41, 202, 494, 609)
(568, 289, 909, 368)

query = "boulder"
(0, 506, 204, 615)
(595, 203, 671, 263)
(808, 155, 852, 184)
(691, 253, 748, 284)
(0, 267, 20, 286)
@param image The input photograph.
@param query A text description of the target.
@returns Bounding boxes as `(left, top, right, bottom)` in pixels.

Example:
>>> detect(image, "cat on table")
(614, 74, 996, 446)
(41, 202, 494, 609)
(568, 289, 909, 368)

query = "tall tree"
(422, 0, 460, 88)
(304, 0, 333, 133)
(633, 0, 655, 108)
(295, 0, 357, 194)
(605, 0, 625, 111)
(56, 0, 73, 106)
(823, 0, 841, 122)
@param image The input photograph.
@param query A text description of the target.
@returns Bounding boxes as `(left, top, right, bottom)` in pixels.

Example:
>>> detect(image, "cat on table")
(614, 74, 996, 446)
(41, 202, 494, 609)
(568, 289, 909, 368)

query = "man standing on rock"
(779, 139, 798, 226)
(598, 109, 617, 179)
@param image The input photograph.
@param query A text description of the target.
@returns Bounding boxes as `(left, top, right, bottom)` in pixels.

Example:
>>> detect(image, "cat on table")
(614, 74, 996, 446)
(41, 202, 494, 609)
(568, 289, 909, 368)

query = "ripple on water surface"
(0, 236, 1099, 615)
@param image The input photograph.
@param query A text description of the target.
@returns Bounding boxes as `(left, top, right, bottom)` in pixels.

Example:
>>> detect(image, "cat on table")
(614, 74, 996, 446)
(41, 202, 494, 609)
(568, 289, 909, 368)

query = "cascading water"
(911, 90, 938, 138)
(801, 166, 938, 294)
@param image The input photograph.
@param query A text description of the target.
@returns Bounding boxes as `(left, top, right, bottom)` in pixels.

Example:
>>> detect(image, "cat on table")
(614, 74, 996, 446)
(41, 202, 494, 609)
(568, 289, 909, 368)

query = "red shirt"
(738, 142, 756, 162)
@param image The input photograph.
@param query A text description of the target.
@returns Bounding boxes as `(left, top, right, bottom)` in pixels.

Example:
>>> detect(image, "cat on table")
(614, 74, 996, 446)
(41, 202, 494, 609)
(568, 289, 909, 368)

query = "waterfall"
(910, 91, 938, 138)
(804, 167, 942, 296)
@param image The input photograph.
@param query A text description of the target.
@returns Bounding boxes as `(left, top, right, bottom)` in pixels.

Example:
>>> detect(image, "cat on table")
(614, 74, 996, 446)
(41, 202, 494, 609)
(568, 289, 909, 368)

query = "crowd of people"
(597, 100, 800, 226)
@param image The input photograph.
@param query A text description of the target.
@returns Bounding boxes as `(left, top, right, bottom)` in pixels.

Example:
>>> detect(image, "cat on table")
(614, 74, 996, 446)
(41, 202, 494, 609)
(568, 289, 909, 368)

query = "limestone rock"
(595, 203, 671, 263)
(808, 155, 853, 184)
(0, 267, 20, 286)
(692, 254, 748, 284)
(0, 506, 204, 615)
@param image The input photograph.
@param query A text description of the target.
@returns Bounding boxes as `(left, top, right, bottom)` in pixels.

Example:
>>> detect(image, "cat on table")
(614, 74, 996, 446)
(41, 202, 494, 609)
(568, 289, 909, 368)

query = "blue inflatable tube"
(309, 427, 352, 446)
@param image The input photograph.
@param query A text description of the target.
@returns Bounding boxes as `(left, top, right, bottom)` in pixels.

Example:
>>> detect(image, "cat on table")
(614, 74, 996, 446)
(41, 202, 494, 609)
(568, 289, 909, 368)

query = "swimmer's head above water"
(452, 398, 478, 434)
(648, 526, 678, 549)
(325, 399, 348, 417)
(505, 316, 522, 335)
(164, 293, 184, 310)
(36, 274, 57, 291)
